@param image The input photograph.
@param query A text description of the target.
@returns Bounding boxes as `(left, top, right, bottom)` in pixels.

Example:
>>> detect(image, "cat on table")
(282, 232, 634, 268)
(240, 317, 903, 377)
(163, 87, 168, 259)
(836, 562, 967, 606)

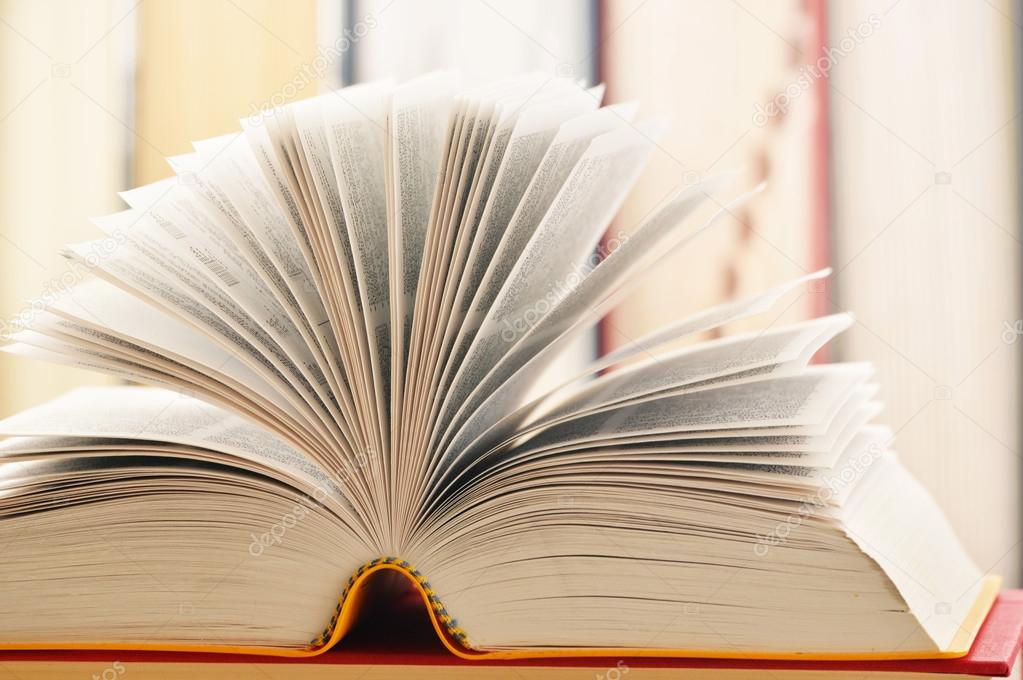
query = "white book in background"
(0, 72, 996, 660)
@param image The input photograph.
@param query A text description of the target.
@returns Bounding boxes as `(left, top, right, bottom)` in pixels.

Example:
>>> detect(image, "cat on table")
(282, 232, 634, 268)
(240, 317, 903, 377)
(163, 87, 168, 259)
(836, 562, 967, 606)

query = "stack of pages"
(0, 73, 1003, 668)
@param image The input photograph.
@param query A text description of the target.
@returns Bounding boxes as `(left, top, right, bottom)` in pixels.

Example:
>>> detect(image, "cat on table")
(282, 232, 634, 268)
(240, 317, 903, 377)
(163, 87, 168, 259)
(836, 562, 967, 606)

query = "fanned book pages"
(0, 73, 998, 660)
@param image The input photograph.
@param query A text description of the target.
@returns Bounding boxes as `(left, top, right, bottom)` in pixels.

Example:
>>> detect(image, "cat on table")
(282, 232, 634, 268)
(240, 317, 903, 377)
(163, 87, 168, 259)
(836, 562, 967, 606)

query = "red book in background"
(2, 590, 1021, 679)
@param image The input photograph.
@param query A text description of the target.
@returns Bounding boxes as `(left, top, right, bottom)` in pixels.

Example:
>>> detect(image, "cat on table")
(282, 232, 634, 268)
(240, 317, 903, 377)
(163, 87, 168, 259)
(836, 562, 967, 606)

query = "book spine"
(310, 556, 470, 651)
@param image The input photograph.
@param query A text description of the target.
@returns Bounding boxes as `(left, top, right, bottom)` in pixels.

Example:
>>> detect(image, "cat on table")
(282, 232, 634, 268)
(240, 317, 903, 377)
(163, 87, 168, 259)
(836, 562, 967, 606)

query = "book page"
(529, 315, 851, 432)
(438, 104, 638, 404)
(596, 269, 832, 372)
(433, 177, 745, 480)
(485, 269, 835, 443)
(89, 200, 338, 420)
(435, 86, 601, 400)
(182, 138, 352, 408)
(279, 102, 377, 452)
(530, 365, 871, 444)
(54, 279, 287, 409)
(323, 82, 394, 453)
(429, 318, 854, 506)
(388, 73, 457, 444)
(59, 238, 346, 454)
(435, 114, 660, 458)
(411, 82, 589, 475)
(0, 386, 335, 493)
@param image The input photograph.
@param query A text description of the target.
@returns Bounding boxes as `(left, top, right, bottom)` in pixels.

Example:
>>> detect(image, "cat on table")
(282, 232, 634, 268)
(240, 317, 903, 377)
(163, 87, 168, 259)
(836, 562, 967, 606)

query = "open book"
(0, 73, 996, 660)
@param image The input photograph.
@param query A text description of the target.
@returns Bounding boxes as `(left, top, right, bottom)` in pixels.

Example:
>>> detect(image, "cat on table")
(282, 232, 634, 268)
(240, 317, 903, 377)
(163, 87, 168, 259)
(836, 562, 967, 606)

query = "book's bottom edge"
(0, 562, 1001, 663)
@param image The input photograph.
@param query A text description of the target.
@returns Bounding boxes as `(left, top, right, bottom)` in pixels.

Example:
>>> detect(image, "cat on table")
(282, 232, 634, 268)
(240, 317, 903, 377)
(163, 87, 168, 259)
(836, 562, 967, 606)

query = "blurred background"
(0, 0, 1019, 585)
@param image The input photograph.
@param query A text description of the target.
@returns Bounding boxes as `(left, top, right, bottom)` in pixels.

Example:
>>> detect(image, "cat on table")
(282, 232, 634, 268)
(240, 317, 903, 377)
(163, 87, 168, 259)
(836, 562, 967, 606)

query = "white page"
(443, 103, 638, 388)
(434, 352, 870, 510)
(434, 177, 745, 478)
(114, 182, 296, 341)
(841, 453, 984, 651)
(163, 147, 324, 338)
(387, 73, 458, 509)
(429, 319, 854, 506)
(284, 98, 386, 440)
(527, 365, 872, 443)
(2, 329, 346, 485)
(436, 115, 660, 456)
(0, 387, 361, 519)
(30, 313, 321, 452)
(46, 279, 302, 421)
(412, 84, 578, 468)
(465, 394, 883, 493)
(60, 239, 340, 449)
(280, 101, 373, 428)
(451, 87, 602, 322)
(485, 118, 667, 331)
(435, 87, 602, 400)
(323, 82, 394, 449)
(452, 270, 834, 470)
(242, 113, 321, 279)
(533, 315, 852, 431)
(180, 139, 350, 399)
(90, 202, 335, 408)
(596, 269, 832, 372)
